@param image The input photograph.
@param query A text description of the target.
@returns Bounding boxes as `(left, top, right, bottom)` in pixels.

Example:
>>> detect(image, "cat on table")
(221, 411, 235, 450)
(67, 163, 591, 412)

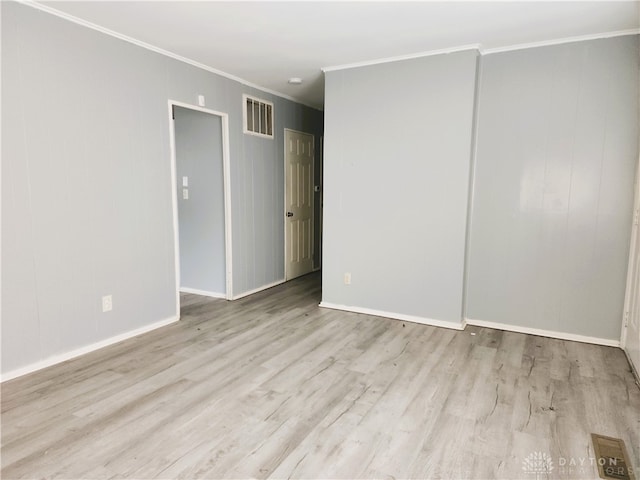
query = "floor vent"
(591, 433, 635, 480)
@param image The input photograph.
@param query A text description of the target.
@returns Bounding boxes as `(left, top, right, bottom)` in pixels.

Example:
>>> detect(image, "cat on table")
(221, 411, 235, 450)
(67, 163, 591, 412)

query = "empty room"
(2, 1, 639, 479)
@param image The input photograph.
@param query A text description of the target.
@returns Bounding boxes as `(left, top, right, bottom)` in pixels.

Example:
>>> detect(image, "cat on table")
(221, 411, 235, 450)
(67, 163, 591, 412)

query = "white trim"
(481, 29, 640, 55)
(17, 0, 321, 111)
(231, 279, 286, 300)
(621, 153, 640, 350)
(322, 31, 640, 73)
(319, 302, 465, 331)
(168, 100, 234, 309)
(465, 318, 620, 347)
(624, 349, 640, 386)
(168, 103, 181, 319)
(17, 0, 637, 109)
(322, 44, 481, 73)
(283, 129, 315, 281)
(179, 288, 226, 299)
(221, 114, 234, 300)
(317, 135, 323, 271)
(1, 316, 179, 383)
(461, 53, 483, 321)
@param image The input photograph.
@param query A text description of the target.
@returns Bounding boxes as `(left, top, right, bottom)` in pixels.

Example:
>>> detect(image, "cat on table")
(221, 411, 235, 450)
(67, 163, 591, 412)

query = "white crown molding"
(322, 44, 482, 73)
(16, 3, 639, 110)
(18, 0, 322, 111)
(322, 30, 640, 72)
(480, 29, 640, 55)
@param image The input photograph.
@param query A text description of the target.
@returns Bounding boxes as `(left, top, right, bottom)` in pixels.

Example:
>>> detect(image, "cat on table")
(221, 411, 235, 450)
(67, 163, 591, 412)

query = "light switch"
(182, 188, 189, 200)
(182, 176, 188, 187)
(198, 95, 205, 107)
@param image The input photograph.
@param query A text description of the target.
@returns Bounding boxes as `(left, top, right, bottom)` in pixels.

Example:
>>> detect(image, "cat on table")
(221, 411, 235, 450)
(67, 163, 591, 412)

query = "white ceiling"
(40, 1, 639, 109)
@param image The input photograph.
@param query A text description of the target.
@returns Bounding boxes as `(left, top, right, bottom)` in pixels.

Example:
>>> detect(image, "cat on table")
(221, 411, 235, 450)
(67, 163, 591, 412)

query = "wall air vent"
(243, 94, 274, 138)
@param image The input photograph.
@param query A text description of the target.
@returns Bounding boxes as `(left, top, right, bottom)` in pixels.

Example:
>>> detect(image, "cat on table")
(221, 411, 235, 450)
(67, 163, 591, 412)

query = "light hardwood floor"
(2, 272, 639, 479)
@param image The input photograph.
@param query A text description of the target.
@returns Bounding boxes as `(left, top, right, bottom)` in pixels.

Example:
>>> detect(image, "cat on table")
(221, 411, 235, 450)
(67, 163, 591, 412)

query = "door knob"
(287, 212, 294, 217)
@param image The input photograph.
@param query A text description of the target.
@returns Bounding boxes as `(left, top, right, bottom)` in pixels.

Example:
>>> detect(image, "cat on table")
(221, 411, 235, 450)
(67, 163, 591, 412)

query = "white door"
(623, 158, 640, 377)
(285, 129, 314, 280)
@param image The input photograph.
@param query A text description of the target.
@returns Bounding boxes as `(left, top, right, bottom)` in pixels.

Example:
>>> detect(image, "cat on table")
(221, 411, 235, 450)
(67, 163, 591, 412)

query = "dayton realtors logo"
(523, 451, 554, 478)
(523, 451, 635, 478)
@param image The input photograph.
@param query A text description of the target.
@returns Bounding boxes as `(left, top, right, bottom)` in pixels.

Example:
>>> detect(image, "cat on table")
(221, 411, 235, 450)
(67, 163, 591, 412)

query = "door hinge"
(624, 311, 630, 327)
(634, 208, 639, 226)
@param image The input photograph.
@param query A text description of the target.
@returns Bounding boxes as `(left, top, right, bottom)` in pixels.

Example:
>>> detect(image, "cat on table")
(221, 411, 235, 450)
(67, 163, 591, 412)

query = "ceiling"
(39, 1, 639, 109)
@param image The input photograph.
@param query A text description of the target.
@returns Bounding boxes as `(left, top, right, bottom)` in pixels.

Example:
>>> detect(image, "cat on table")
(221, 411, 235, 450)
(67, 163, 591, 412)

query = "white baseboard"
(464, 317, 620, 347)
(180, 287, 226, 299)
(319, 302, 465, 331)
(231, 279, 286, 300)
(1, 315, 179, 383)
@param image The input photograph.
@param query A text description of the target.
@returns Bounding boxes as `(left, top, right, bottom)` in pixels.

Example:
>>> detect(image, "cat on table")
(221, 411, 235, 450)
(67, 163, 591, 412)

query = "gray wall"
(322, 51, 479, 325)
(174, 107, 225, 295)
(466, 36, 640, 340)
(322, 36, 639, 341)
(1, 2, 323, 375)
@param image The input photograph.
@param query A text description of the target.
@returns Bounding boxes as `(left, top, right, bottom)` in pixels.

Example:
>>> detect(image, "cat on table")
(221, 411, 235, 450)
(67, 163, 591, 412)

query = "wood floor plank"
(2, 272, 638, 479)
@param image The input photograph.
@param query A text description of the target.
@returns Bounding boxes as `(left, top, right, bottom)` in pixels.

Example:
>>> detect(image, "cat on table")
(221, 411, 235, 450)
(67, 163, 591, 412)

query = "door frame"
(315, 135, 323, 272)
(621, 153, 640, 379)
(284, 128, 315, 281)
(168, 100, 233, 316)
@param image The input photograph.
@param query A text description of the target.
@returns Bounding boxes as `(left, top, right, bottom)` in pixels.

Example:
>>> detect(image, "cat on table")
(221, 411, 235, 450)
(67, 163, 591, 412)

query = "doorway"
(169, 101, 232, 313)
(284, 129, 314, 280)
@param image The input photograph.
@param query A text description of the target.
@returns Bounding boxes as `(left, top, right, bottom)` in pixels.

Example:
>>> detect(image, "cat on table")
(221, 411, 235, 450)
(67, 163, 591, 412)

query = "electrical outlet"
(344, 272, 351, 285)
(102, 295, 113, 312)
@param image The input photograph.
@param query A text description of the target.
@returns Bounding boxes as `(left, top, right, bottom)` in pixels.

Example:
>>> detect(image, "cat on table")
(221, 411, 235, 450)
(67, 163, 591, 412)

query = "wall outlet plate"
(102, 295, 113, 312)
